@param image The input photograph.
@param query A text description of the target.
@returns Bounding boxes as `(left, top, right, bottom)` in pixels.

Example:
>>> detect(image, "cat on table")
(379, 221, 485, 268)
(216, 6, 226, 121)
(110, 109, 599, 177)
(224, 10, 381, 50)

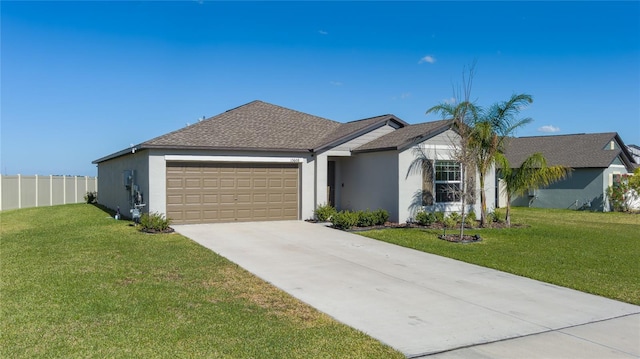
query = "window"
(421, 160, 464, 205)
(435, 161, 461, 203)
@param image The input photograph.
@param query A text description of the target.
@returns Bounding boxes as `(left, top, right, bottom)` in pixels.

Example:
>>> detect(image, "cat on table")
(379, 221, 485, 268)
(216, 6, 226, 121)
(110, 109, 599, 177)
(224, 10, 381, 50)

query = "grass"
(359, 207, 640, 305)
(1, 204, 403, 359)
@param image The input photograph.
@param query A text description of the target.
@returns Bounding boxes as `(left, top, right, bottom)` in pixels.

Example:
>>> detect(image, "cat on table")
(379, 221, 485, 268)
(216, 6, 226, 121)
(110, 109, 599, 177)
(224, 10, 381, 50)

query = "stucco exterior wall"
(301, 156, 316, 220)
(424, 130, 461, 147)
(398, 148, 422, 222)
(314, 153, 328, 209)
(318, 124, 402, 217)
(148, 151, 167, 215)
(339, 151, 400, 221)
(398, 129, 491, 222)
(481, 163, 496, 217)
(96, 149, 150, 217)
(510, 162, 634, 212)
(513, 168, 606, 210)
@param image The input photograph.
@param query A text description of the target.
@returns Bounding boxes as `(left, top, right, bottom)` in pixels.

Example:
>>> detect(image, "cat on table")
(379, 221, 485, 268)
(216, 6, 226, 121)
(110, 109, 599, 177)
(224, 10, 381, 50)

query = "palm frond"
(509, 153, 571, 197)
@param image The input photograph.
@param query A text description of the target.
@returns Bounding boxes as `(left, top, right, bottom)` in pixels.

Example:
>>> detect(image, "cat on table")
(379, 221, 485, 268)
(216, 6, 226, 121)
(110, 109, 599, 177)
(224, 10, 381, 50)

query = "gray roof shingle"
(94, 100, 413, 163)
(314, 114, 408, 150)
(503, 133, 626, 168)
(143, 100, 341, 151)
(353, 119, 453, 152)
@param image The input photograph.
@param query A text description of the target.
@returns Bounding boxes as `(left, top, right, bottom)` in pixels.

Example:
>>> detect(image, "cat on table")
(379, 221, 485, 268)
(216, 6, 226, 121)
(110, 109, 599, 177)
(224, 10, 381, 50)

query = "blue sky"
(2, 1, 639, 176)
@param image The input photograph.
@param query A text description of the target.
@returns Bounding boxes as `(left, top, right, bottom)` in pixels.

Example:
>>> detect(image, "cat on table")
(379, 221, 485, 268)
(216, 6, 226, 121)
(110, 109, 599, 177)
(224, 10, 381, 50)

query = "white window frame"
(434, 160, 462, 203)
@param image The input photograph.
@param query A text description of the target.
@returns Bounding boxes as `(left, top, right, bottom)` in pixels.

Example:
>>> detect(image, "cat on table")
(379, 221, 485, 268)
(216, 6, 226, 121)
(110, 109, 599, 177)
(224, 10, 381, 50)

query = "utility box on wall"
(123, 170, 134, 188)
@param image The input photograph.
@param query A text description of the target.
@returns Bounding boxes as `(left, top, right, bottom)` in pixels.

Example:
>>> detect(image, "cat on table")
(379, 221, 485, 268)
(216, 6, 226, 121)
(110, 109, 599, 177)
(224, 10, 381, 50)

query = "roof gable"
(504, 132, 635, 170)
(313, 114, 408, 151)
(353, 119, 453, 153)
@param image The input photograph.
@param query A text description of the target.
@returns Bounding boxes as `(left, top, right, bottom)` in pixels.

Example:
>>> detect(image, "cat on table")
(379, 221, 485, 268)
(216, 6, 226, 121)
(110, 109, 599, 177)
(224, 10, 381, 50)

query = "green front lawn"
(1, 204, 403, 359)
(359, 207, 640, 305)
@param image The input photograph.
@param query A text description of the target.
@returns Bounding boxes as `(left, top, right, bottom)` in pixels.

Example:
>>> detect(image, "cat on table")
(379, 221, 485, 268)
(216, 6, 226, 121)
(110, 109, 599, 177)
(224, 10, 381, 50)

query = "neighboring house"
(93, 100, 492, 224)
(628, 144, 640, 164)
(500, 133, 637, 211)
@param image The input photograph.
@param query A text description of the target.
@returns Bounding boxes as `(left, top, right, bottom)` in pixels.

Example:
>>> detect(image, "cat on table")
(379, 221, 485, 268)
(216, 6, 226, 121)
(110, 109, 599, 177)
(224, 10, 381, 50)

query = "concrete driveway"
(174, 221, 640, 358)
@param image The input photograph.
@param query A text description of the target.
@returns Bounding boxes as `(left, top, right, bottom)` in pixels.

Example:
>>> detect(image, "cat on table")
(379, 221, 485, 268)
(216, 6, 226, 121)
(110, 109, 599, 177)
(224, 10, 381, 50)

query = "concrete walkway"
(174, 221, 640, 358)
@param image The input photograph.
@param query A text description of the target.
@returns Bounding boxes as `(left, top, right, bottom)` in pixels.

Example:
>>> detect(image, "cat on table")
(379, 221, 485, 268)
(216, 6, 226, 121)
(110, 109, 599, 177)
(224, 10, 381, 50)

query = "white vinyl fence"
(0, 175, 98, 211)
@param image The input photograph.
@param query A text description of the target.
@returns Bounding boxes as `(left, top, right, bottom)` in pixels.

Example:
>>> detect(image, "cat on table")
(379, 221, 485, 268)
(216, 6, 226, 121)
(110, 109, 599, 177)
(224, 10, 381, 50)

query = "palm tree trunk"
(458, 167, 466, 241)
(479, 176, 487, 227)
(505, 199, 511, 228)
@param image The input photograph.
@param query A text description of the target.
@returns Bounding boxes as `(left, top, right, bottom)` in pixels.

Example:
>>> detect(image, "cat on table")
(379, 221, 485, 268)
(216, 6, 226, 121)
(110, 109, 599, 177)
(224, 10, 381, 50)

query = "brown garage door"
(166, 162, 299, 224)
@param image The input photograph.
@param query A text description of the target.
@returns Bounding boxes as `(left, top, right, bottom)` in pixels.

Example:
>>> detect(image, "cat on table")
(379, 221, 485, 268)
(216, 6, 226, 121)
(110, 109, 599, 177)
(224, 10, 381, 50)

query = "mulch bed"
(438, 234, 482, 243)
(348, 223, 484, 243)
(141, 227, 175, 234)
(307, 219, 527, 243)
(128, 223, 175, 234)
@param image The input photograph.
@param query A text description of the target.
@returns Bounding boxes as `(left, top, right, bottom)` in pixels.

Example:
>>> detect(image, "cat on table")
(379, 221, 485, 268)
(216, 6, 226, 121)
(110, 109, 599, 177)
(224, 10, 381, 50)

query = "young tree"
(497, 152, 571, 227)
(417, 65, 479, 240)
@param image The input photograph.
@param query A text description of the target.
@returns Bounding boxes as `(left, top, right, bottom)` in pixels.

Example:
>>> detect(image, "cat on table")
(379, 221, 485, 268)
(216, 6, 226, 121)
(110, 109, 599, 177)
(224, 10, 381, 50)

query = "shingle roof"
(143, 100, 341, 151)
(314, 114, 408, 151)
(503, 133, 627, 168)
(93, 101, 415, 163)
(353, 119, 453, 152)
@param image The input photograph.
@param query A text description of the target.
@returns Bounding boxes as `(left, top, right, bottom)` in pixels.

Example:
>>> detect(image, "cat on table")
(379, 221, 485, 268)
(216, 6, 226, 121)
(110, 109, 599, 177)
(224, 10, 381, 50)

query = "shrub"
(329, 208, 389, 229)
(606, 169, 640, 212)
(84, 191, 97, 204)
(331, 210, 359, 230)
(442, 215, 457, 228)
(356, 210, 377, 227)
(314, 203, 336, 222)
(464, 209, 478, 228)
(433, 211, 445, 224)
(447, 212, 461, 224)
(373, 208, 389, 225)
(487, 211, 504, 224)
(355, 209, 389, 227)
(415, 211, 436, 226)
(140, 212, 171, 232)
(606, 184, 627, 212)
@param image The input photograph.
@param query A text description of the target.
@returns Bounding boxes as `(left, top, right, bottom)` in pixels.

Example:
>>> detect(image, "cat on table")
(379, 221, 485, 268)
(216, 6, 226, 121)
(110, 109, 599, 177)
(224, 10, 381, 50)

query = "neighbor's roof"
(503, 132, 636, 169)
(93, 101, 408, 163)
(353, 119, 453, 153)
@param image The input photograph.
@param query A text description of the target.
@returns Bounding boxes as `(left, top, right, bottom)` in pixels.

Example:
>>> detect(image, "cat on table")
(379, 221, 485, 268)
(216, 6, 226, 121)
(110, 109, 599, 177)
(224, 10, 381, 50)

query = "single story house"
(93, 100, 492, 224)
(499, 132, 637, 211)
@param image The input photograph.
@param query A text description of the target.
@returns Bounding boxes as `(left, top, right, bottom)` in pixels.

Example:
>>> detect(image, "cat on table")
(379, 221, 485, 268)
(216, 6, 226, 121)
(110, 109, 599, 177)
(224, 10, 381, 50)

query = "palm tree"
(468, 93, 533, 226)
(497, 152, 571, 227)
